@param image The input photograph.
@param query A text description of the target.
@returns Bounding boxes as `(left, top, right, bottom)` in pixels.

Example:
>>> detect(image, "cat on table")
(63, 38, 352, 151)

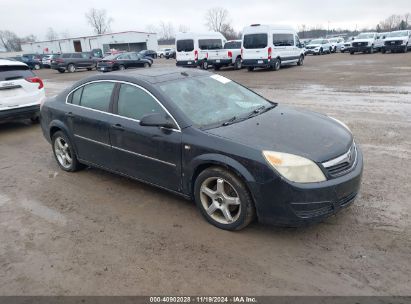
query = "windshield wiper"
(222, 116, 238, 126)
(248, 104, 276, 118)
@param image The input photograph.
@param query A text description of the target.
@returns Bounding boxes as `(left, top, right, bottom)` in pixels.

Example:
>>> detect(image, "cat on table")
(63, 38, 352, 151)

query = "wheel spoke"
(65, 153, 72, 164)
(216, 178, 225, 194)
(56, 139, 64, 149)
(221, 206, 233, 222)
(206, 202, 219, 216)
(201, 186, 217, 200)
(224, 195, 240, 206)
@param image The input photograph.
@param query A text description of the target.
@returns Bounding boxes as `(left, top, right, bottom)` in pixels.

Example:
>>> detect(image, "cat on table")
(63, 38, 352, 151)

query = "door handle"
(65, 112, 75, 118)
(112, 123, 125, 131)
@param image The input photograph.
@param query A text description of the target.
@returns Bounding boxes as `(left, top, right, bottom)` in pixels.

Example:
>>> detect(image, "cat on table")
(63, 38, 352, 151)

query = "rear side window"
(0, 65, 34, 81)
(199, 39, 223, 50)
(273, 34, 294, 46)
(70, 87, 83, 105)
(224, 41, 241, 49)
(72, 53, 82, 58)
(177, 39, 194, 52)
(243, 34, 268, 49)
(62, 54, 71, 58)
(117, 84, 164, 121)
(77, 82, 115, 112)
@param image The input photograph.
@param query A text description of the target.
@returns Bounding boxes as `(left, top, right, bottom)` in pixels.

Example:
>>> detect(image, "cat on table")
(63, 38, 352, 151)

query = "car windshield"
(388, 31, 408, 37)
(309, 39, 323, 44)
(357, 33, 374, 39)
(158, 75, 274, 128)
(224, 41, 241, 49)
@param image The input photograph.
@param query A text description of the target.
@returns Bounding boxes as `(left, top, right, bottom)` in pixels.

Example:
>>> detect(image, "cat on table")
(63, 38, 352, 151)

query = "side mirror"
(140, 113, 175, 129)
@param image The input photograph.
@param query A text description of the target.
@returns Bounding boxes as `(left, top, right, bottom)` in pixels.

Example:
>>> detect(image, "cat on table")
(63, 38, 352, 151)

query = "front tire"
(194, 167, 256, 231)
(297, 55, 304, 66)
(52, 131, 83, 172)
(119, 65, 126, 71)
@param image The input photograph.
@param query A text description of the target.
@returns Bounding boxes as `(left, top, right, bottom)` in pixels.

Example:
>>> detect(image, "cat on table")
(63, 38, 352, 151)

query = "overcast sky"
(1, 0, 410, 39)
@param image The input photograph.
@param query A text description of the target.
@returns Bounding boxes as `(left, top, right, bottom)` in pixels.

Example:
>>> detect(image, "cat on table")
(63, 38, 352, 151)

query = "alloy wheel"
(199, 177, 241, 224)
(54, 137, 73, 169)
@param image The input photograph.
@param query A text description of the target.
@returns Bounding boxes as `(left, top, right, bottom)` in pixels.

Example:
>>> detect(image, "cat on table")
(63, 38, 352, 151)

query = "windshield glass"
(224, 41, 241, 49)
(388, 31, 408, 37)
(158, 75, 273, 128)
(243, 34, 268, 49)
(199, 39, 223, 50)
(357, 33, 375, 39)
(309, 39, 323, 44)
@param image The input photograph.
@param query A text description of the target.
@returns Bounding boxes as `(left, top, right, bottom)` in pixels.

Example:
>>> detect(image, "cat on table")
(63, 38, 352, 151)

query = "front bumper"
(242, 59, 271, 68)
(208, 59, 232, 66)
(384, 44, 407, 51)
(305, 49, 321, 54)
(0, 104, 40, 120)
(252, 147, 363, 226)
(97, 66, 114, 72)
(176, 60, 199, 67)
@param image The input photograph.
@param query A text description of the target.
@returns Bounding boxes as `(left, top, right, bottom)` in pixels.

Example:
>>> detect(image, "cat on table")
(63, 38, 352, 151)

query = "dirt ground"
(0, 53, 410, 296)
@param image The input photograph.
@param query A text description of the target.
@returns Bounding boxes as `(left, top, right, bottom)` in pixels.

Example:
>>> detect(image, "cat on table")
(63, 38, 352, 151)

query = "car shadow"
(0, 120, 38, 134)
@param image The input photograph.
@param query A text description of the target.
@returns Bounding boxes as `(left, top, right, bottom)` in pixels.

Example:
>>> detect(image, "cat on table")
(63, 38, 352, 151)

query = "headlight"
(262, 151, 326, 183)
(402, 40, 407, 45)
(329, 116, 351, 133)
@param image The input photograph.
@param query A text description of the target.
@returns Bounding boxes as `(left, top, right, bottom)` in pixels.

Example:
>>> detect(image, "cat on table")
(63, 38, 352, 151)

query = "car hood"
(353, 39, 373, 43)
(385, 37, 407, 42)
(307, 44, 322, 47)
(205, 105, 353, 163)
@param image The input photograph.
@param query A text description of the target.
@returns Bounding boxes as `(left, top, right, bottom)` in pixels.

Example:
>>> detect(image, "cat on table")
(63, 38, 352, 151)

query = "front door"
(65, 81, 116, 167)
(109, 83, 182, 191)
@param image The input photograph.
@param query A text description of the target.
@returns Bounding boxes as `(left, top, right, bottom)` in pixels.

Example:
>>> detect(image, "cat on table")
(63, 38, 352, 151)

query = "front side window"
(78, 82, 115, 112)
(198, 39, 223, 50)
(117, 84, 164, 121)
(158, 75, 273, 128)
(176, 39, 194, 52)
(273, 34, 294, 46)
(243, 34, 268, 49)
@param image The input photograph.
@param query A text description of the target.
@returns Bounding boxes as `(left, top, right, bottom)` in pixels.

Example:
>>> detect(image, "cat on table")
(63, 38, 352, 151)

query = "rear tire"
(160, 54, 164, 58)
(52, 131, 84, 172)
(272, 58, 281, 71)
(234, 57, 242, 70)
(119, 65, 126, 71)
(34, 64, 41, 70)
(194, 167, 256, 231)
(202, 60, 209, 70)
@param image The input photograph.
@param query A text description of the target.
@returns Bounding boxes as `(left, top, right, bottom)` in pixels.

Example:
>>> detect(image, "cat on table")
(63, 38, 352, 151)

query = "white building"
(21, 31, 158, 54)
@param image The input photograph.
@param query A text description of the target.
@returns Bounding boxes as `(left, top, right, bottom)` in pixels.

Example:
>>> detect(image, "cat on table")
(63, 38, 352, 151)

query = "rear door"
(65, 81, 116, 168)
(198, 38, 223, 60)
(0, 65, 42, 110)
(242, 33, 268, 60)
(176, 39, 195, 62)
(109, 83, 182, 191)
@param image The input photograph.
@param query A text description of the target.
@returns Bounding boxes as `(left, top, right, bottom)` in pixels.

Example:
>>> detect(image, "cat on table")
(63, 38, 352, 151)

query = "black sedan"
(97, 52, 151, 72)
(40, 68, 363, 230)
(139, 49, 158, 59)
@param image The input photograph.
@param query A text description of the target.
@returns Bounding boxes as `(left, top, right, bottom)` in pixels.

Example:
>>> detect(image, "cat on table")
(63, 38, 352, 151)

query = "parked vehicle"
(165, 49, 176, 59)
(350, 32, 383, 54)
(139, 50, 158, 59)
(382, 30, 411, 53)
(300, 39, 312, 48)
(341, 41, 352, 53)
(175, 32, 227, 69)
(40, 67, 363, 230)
(10, 56, 42, 70)
(329, 37, 345, 53)
(50, 52, 98, 73)
(97, 52, 152, 72)
(207, 40, 242, 70)
(0, 59, 45, 122)
(157, 48, 172, 58)
(304, 38, 332, 55)
(241, 24, 305, 71)
(42, 54, 60, 68)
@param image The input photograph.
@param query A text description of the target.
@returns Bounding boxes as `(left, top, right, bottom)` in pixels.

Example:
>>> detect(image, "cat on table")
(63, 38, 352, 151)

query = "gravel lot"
(0, 53, 410, 295)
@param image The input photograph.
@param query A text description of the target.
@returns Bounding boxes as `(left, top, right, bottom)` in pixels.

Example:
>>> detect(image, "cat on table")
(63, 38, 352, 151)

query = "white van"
(175, 32, 227, 69)
(241, 24, 305, 71)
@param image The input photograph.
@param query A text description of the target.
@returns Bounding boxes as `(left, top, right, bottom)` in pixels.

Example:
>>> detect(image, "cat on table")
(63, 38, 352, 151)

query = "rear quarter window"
(0, 65, 34, 81)
(62, 54, 71, 58)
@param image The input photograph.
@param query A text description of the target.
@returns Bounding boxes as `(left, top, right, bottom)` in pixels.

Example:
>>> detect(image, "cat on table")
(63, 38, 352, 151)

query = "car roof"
(80, 67, 210, 85)
(0, 59, 28, 67)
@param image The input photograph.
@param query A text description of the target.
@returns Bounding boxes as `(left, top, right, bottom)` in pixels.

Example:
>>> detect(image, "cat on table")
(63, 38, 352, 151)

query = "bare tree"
(0, 30, 22, 51)
(158, 21, 175, 40)
(178, 24, 190, 33)
(145, 24, 159, 34)
(85, 8, 113, 34)
(379, 14, 402, 31)
(46, 27, 58, 41)
(205, 7, 229, 32)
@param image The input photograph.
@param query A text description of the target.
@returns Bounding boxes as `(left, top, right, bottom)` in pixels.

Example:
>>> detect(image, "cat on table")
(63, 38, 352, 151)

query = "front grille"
(353, 42, 368, 47)
(306, 46, 315, 49)
(385, 40, 402, 46)
(322, 143, 357, 178)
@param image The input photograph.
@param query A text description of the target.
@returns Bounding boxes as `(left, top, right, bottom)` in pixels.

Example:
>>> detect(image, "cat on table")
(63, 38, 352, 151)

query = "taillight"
(25, 77, 44, 90)
(268, 47, 272, 60)
(228, 51, 233, 58)
(194, 50, 198, 61)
